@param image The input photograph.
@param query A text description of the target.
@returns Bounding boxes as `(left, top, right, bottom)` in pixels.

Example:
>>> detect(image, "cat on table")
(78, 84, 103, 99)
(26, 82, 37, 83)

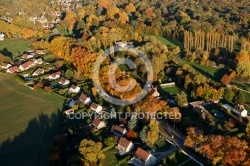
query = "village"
(1, 41, 249, 166)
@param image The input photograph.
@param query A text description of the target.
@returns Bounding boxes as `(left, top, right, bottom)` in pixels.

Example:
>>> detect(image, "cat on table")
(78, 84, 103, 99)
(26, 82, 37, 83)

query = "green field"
(161, 86, 182, 95)
(142, 34, 178, 47)
(0, 38, 32, 56)
(0, 73, 64, 166)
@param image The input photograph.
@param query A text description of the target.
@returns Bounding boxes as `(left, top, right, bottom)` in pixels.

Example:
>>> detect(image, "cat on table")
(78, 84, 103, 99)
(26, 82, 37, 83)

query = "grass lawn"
(101, 148, 130, 166)
(166, 151, 200, 166)
(0, 73, 64, 166)
(142, 34, 177, 47)
(154, 138, 172, 152)
(161, 86, 182, 95)
(0, 38, 32, 56)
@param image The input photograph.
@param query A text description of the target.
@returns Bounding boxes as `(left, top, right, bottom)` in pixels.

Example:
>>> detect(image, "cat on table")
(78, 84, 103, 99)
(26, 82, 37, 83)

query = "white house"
(79, 93, 91, 104)
(92, 118, 106, 130)
(1, 63, 12, 69)
(131, 148, 156, 166)
(6, 66, 19, 74)
(22, 53, 34, 59)
(35, 49, 46, 55)
(34, 58, 43, 65)
(117, 137, 134, 155)
(32, 68, 44, 76)
(19, 61, 35, 71)
(64, 108, 74, 116)
(0, 32, 5, 41)
(49, 71, 61, 80)
(58, 77, 70, 86)
(90, 103, 103, 114)
(68, 84, 80, 93)
(233, 105, 248, 117)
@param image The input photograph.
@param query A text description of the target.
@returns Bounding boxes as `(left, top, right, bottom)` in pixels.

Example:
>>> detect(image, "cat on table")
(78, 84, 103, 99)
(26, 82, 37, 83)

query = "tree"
(236, 62, 250, 78)
(246, 121, 250, 139)
(175, 92, 188, 107)
(196, 86, 204, 98)
(128, 114, 137, 130)
(221, 74, 231, 85)
(65, 69, 73, 79)
(125, 3, 136, 13)
(196, 135, 248, 166)
(146, 120, 159, 145)
(233, 90, 245, 105)
(78, 139, 105, 165)
(140, 126, 148, 143)
(224, 89, 235, 102)
(104, 136, 115, 146)
(184, 127, 204, 148)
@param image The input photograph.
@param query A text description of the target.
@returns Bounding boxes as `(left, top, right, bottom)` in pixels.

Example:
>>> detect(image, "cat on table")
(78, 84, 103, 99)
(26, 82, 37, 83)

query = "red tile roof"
(118, 137, 131, 149)
(50, 71, 61, 78)
(7, 66, 19, 73)
(135, 148, 150, 162)
(91, 103, 99, 109)
(79, 93, 88, 102)
(20, 61, 33, 69)
(111, 125, 126, 134)
(92, 118, 102, 127)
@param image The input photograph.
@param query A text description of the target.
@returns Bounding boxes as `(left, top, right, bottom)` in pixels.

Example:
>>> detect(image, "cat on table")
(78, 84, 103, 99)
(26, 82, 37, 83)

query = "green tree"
(128, 114, 137, 130)
(233, 90, 245, 105)
(104, 136, 115, 146)
(140, 126, 148, 143)
(224, 89, 235, 102)
(175, 92, 188, 107)
(146, 120, 159, 145)
(65, 69, 73, 79)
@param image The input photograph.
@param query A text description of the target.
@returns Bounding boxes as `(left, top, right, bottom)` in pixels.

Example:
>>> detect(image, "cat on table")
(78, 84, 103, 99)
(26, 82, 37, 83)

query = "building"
(1, 63, 12, 69)
(233, 105, 248, 117)
(160, 82, 175, 87)
(90, 103, 103, 114)
(68, 84, 80, 93)
(19, 61, 35, 71)
(58, 77, 70, 86)
(79, 93, 91, 104)
(117, 137, 134, 155)
(35, 49, 46, 55)
(34, 58, 43, 65)
(6, 66, 19, 74)
(49, 71, 61, 80)
(149, 87, 160, 97)
(92, 118, 106, 129)
(0, 32, 5, 41)
(64, 108, 74, 116)
(22, 53, 34, 59)
(130, 148, 156, 166)
(111, 125, 127, 136)
(32, 68, 44, 76)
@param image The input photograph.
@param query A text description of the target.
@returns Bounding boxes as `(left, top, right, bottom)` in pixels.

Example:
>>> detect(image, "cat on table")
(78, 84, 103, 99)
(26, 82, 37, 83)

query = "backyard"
(0, 73, 64, 166)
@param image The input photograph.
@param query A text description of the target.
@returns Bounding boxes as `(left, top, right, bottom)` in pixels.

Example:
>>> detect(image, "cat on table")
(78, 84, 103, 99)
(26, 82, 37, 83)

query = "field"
(0, 38, 32, 55)
(0, 73, 64, 166)
(142, 34, 182, 47)
(161, 86, 182, 95)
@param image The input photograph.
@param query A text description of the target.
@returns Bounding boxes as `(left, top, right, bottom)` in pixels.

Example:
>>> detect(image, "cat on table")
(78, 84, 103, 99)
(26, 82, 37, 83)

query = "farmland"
(0, 73, 64, 166)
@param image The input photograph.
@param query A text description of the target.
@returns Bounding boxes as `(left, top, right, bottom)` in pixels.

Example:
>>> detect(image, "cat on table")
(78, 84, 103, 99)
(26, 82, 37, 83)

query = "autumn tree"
(184, 127, 204, 148)
(175, 92, 188, 107)
(196, 86, 204, 98)
(146, 120, 159, 145)
(78, 139, 105, 165)
(221, 74, 231, 85)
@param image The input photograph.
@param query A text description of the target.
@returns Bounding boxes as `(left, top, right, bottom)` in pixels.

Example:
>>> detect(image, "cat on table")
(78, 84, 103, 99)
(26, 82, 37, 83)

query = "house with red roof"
(1, 63, 12, 69)
(49, 71, 61, 80)
(90, 103, 103, 114)
(117, 137, 134, 155)
(68, 84, 81, 93)
(130, 147, 156, 166)
(79, 93, 91, 104)
(91, 118, 106, 130)
(6, 66, 19, 74)
(58, 77, 70, 86)
(19, 61, 35, 71)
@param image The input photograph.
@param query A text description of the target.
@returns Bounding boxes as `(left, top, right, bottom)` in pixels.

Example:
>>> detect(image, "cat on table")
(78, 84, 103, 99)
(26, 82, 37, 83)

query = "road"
(157, 120, 205, 166)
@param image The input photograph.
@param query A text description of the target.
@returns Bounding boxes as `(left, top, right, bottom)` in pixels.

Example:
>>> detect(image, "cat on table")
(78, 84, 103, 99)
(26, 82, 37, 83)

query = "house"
(68, 84, 81, 93)
(131, 148, 156, 166)
(233, 105, 248, 117)
(115, 41, 133, 48)
(160, 82, 175, 87)
(0, 32, 5, 41)
(34, 58, 43, 65)
(117, 137, 134, 155)
(92, 118, 106, 129)
(193, 106, 206, 120)
(1, 63, 12, 69)
(32, 68, 44, 76)
(49, 71, 61, 80)
(149, 87, 160, 97)
(79, 93, 91, 104)
(22, 53, 34, 59)
(111, 125, 127, 136)
(6, 66, 19, 74)
(64, 108, 74, 115)
(90, 103, 103, 114)
(35, 49, 46, 55)
(58, 77, 70, 86)
(19, 61, 35, 71)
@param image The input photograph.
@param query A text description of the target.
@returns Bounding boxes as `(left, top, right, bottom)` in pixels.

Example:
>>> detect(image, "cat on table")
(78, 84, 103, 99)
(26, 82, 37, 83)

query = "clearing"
(0, 73, 64, 166)
(0, 38, 32, 56)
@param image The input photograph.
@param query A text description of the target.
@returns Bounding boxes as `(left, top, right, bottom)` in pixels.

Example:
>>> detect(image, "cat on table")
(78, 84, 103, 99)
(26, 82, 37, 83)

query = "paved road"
(157, 120, 205, 166)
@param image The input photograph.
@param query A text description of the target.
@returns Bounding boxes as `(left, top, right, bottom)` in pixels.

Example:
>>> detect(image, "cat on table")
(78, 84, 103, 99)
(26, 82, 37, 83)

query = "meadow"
(0, 73, 64, 166)
(0, 38, 32, 55)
